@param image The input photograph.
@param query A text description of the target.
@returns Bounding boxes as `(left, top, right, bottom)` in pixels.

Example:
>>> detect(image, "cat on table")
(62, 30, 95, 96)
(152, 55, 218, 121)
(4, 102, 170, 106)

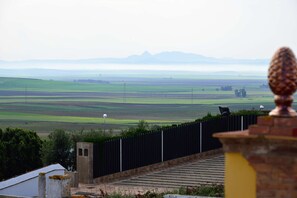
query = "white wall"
(0, 169, 65, 197)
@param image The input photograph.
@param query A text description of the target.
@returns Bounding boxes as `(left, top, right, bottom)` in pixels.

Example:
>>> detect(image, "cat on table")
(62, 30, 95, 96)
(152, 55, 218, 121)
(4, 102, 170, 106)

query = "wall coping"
(213, 130, 297, 141)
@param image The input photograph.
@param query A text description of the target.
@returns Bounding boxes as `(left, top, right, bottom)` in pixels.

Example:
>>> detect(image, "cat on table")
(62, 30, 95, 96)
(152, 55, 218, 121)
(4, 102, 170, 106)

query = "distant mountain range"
(0, 51, 269, 65)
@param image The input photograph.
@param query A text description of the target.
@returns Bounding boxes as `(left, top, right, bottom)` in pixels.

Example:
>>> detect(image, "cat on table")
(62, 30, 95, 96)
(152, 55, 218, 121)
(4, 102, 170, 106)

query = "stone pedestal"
(38, 172, 46, 198)
(214, 116, 297, 198)
(65, 171, 79, 187)
(47, 175, 71, 198)
(76, 142, 94, 184)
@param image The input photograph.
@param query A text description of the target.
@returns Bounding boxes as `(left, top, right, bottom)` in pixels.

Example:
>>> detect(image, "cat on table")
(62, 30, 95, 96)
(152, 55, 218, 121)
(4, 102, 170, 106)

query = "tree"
(0, 128, 43, 180)
(234, 89, 247, 97)
(136, 120, 150, 133)
(241, 89, 247, 97)
(42, 129, 74, 170)
(121, 120, 150, 137)
(234, 89, 240, 97)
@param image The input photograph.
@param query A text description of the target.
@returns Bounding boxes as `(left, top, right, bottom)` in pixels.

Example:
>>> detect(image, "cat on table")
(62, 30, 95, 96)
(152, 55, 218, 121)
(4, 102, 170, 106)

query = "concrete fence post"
(38, 172, 46, 198)
(72, 171, 79, 188)
(200, 122, 202, 153)
(241, 116, 244, 131)
(65, 171, 79, 188)
(120, 138, 122, 172)
(47, 175, 71, 198)
(161, 130, 164, 162)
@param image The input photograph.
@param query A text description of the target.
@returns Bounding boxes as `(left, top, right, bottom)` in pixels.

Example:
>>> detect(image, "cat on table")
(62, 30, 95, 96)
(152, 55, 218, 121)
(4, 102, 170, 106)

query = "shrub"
(42, 129, 73, 170)
(231, 109, 268, 116)
(81, 129, 114, 143)
(0, 128, 43, 180)
(105, 184, 224, 198)
(120, 120, 150, 137)
(195, 112, 221, 122)
(179, 185, 224, 197)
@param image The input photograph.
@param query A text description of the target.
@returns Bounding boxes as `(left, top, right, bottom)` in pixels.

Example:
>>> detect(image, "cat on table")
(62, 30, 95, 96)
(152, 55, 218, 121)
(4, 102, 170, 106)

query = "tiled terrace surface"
(72, 154, 224, 196)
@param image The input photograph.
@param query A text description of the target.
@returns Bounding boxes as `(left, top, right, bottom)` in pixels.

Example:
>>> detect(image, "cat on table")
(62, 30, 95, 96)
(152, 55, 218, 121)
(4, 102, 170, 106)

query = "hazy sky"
(0, 0, 297, 61)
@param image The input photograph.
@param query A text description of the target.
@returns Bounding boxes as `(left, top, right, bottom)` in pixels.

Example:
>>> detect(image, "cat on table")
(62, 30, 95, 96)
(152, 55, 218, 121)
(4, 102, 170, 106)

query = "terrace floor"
(72, 154, 224, 196)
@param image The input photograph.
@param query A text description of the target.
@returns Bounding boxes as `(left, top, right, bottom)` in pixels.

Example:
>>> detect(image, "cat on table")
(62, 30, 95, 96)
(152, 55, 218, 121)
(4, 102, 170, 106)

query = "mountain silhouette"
(0, 51, 269, 65)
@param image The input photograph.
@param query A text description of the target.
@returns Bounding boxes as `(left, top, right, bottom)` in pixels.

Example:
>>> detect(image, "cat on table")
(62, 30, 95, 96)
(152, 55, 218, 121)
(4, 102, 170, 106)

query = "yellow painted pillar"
(225, 152, 256, 198)
(214, 118, 297, 197)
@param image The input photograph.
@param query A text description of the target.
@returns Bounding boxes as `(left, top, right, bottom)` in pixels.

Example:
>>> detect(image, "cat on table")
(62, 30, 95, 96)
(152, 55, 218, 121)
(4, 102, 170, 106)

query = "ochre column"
(214, 47, 297, 198)
(225, 152, 256, 198)
(214, 117, 297, 198)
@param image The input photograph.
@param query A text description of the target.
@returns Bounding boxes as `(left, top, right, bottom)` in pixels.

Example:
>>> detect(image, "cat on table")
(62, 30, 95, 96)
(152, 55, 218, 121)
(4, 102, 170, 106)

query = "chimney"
(76, 142, 94, 184)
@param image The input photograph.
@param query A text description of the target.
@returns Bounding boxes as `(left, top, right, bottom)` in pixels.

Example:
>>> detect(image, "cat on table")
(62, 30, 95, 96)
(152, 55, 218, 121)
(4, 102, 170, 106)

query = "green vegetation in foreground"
(41, 120, 161, 171)
(1, 111, 259, 183)
(106, 185, 224, 198)
(0, 128, 43, 180)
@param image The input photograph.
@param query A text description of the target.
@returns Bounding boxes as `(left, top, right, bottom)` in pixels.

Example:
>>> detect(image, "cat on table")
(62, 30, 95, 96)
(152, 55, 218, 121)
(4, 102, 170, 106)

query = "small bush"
(81, 129, 115, 143)
(194, 110, 268, 123)
(179, 185, 224, 197)
(107, 193, 134, 198)
(120, 120, 151, 137)
(231, 109, 268, 116)
(105, 185, 224, 198)
(195, 112, 221, 122)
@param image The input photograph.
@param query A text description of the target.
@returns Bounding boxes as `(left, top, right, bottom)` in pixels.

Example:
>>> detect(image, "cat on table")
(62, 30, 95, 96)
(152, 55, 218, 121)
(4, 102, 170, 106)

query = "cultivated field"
(0, 76, 275, 135)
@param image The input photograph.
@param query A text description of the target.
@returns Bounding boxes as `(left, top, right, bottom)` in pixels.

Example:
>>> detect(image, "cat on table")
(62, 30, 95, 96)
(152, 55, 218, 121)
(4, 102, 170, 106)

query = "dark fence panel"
(202, 117, 227, 152)
(93, 139, 120, 178)
(243, 115, 258, 129)
(122, 132, 161, 171)
(163, 122, 200, 161)
(227, 115, 242, 131)
(201, 115, 258, 152)
(92, 114, 260, 178)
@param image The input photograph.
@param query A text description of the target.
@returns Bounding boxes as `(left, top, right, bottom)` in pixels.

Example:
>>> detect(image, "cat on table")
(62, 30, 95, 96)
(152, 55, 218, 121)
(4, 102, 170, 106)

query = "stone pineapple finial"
(268, 47, 297, 117)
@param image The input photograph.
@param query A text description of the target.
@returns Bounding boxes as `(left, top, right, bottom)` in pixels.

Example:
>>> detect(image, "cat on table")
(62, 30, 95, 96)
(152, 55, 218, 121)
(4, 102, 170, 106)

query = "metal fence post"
(200, 122, 202, 153)
(241, 116, 244, 131)
(120, 138, 122, 172)
(161, 130, 164, 162)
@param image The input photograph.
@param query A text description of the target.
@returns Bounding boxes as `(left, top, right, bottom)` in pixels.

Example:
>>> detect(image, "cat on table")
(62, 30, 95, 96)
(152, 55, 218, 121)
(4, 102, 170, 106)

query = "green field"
(0, 76, 276, 134)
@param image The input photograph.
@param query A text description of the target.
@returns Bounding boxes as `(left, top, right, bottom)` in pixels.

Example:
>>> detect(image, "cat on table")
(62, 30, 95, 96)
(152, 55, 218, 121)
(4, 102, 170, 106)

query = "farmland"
(0, 75, 275, 135)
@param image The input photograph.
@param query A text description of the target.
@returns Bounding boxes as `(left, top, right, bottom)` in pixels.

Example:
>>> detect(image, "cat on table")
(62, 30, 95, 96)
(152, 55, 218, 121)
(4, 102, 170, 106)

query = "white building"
(0, 164, 65, 197)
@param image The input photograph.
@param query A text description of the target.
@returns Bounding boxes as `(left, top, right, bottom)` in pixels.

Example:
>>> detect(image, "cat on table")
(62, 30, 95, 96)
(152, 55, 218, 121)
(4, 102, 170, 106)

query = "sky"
(0, 0, 297, 61)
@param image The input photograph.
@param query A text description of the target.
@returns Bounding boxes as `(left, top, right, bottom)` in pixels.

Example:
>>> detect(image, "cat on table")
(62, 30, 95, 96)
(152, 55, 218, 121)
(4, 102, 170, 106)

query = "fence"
(93, 114, 258, 178)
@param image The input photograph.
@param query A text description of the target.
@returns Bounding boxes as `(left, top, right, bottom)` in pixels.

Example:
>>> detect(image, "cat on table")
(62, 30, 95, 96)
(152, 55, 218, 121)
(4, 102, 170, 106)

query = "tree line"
(0, 120, 152, 181)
